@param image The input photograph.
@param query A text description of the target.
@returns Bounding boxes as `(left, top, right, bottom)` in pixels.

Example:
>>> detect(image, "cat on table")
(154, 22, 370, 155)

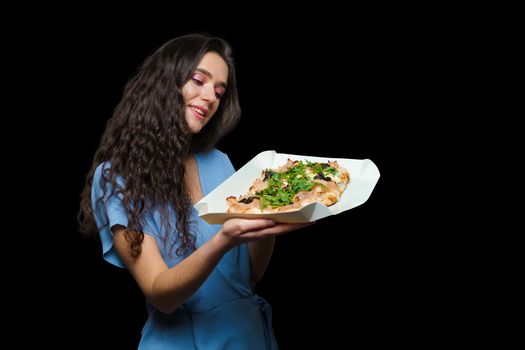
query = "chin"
(188, 123, 203, 134)
(185, 118, 202, 134)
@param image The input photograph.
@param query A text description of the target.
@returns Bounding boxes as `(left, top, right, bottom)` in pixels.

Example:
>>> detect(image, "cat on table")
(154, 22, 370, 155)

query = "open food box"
(194, 150, 380, 224)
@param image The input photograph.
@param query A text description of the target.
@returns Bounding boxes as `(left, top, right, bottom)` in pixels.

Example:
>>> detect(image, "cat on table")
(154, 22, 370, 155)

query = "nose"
(201, 84, 217, 102)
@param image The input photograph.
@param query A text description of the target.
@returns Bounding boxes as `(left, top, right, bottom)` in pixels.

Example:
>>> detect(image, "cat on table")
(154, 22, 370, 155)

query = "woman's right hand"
(217, 218, 313, 250)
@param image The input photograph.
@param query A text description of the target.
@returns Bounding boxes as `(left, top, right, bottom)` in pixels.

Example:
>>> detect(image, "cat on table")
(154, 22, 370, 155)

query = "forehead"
(197, 52, 228, 84)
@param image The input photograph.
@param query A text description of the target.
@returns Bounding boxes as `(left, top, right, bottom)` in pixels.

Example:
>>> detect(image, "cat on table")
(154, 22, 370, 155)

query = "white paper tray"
(194, 150, 380, 224)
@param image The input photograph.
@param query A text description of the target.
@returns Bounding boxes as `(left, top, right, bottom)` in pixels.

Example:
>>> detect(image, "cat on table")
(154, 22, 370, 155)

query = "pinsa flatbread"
(226, 159, 350, 214)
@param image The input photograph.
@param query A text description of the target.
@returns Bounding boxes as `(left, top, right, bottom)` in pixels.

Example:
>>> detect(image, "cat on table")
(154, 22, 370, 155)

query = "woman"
(78, 33, 311, 349)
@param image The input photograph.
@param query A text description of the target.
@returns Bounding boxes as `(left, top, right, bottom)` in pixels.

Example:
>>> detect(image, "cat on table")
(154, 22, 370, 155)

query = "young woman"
(78, 33, 311, 349)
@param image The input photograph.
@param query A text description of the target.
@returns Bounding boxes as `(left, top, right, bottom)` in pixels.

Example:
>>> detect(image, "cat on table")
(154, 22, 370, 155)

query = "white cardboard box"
(194, 150, 380, 224)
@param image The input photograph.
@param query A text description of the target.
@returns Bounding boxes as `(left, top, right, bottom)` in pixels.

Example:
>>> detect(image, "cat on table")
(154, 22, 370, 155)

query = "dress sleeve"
(91, 163, 128, 268)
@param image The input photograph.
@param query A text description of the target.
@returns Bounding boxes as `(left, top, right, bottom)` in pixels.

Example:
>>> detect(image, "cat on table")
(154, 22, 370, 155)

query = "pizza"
(226, 159, 350, 213)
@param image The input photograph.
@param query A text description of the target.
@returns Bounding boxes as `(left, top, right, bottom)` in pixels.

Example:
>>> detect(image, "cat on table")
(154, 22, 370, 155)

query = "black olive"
(314, 172, 326, 180)
(263, 170, 275, 181)
(314, 172, 331, 181)
(239, 196, 256, 204)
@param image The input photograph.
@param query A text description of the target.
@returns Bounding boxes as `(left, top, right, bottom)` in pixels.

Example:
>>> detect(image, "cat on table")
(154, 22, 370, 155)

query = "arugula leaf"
(306, 160, 337, 176)
(255, 160, 332, 210)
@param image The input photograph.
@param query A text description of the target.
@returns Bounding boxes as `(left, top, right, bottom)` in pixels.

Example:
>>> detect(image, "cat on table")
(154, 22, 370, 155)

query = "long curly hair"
(78, 34, 241, 257)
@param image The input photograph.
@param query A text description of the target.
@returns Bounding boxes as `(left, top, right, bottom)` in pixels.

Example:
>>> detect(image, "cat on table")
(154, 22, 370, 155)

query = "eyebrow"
(195, 68, 227, 89)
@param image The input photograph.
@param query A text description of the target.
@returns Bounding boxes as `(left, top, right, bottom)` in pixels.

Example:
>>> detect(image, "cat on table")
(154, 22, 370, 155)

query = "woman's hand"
(216, 218, 314, 250)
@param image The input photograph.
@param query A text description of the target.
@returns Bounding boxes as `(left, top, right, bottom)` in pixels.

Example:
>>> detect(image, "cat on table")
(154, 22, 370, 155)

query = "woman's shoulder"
(200, 147, 228, 158)
(93, 161, 110, 178)
(92, 161, 126, 188)
(197, 148, 235, 179)
(92, 161, 114, 184)
(197, 148, 230, 164)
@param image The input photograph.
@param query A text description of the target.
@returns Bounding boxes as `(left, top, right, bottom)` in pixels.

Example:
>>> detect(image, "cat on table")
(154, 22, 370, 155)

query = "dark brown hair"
(78, 34, 240, 257)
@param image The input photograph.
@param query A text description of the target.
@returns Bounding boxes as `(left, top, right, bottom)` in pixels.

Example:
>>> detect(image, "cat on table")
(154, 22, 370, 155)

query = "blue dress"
(92, 149, 279, 350)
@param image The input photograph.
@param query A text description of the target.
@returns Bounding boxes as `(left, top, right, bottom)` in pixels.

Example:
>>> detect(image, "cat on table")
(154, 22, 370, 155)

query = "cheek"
(181, 83, 194, 102)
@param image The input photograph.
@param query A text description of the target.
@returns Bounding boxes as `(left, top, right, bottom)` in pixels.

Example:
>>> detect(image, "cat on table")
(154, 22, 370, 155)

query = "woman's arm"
(112, 224, 228, 314)
(112, 219, 311, 314)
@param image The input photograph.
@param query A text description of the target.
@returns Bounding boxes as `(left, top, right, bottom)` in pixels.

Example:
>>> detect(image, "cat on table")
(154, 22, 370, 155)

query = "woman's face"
(182, 51, 228, 134)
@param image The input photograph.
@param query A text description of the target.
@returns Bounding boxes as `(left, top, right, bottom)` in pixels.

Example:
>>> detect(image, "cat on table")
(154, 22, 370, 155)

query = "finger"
(268, 222, 315, 232)
(241, 221, 314, 239)
(225, 218, 276, 234)
(240, 228, 287, 239)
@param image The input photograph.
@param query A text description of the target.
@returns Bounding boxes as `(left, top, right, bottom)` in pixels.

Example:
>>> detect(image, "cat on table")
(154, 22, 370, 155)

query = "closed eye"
(215, 87, 225, 100)
(192, 77, 204, 86)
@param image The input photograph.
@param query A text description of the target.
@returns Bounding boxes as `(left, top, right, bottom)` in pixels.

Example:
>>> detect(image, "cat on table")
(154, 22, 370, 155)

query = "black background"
(20, 18, 461, 348)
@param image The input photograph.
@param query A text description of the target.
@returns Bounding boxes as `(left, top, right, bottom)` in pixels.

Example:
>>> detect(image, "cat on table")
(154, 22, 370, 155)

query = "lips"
(189, 105, 208, 120)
